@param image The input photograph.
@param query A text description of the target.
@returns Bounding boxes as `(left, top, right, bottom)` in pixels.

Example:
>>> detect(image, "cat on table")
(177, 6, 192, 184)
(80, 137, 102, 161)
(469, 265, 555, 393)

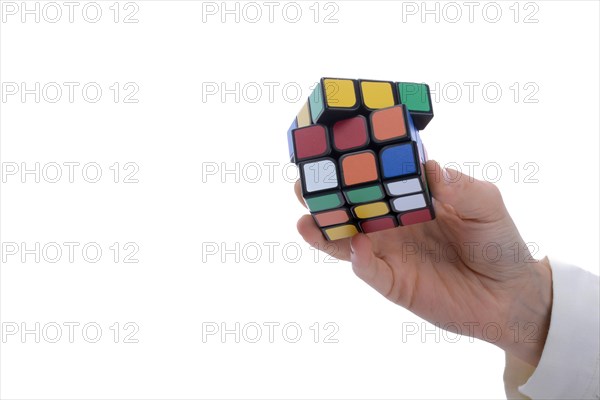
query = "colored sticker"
(324, 224, 358, 240)
(305, 193, 343, 212)
(354, 202, 390, 219)
(371, 106, 408, 142)
(398, 82, 431, 112)
(345, 185, 384, 204)
(361, 216, 397, 233)
(341, 151, 379, 186)
(324, 79, 356, 108)
(313, 209, 350, 227)
(399, 208, 433, 225)
(361, 81, 395, 110)
(333, 116, 369, 151)
(380, 143, 417, 178)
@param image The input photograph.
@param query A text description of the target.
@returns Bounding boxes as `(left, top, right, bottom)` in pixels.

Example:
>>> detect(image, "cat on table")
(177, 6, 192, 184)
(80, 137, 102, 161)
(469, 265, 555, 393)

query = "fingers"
(425, 160, 506, 221)
(297, 214, 351, 261)
(350, 234, 395, 300)
(294, 180, 307, 209)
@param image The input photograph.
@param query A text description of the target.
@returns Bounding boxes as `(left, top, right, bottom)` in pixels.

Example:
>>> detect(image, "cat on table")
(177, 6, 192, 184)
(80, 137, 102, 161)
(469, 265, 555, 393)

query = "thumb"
(425, 160, 507, 221)
(350, 234, 395, 300)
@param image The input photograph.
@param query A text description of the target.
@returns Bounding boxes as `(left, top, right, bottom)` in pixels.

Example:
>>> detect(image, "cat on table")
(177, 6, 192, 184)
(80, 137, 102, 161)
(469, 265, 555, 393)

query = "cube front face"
(288, 77, 435, 240)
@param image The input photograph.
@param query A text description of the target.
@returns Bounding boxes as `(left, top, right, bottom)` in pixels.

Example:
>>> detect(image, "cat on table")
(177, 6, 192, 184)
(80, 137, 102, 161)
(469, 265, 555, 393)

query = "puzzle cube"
(288, 77, 435, 241)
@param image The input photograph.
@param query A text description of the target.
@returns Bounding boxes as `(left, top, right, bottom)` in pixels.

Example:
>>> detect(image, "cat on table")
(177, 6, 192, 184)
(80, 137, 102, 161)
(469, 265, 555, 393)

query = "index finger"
(294, 180, 307, 209)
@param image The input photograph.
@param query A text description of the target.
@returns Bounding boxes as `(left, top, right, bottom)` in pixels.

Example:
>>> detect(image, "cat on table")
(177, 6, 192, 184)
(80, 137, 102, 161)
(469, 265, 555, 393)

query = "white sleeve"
(504, 259, 600, 399)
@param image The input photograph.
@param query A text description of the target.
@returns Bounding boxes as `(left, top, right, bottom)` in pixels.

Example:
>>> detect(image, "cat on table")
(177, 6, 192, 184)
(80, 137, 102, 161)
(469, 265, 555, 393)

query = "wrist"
(500, 256, 553, 366)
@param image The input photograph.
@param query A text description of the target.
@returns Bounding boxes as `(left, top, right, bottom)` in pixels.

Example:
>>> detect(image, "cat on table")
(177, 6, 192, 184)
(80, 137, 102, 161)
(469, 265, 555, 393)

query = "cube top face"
(323, 78, 358, 108)
(289, 77, 436, 240)
(360, 80, 396, 110)
(309, 78, 360, 124)
(398, 82, 432, 113)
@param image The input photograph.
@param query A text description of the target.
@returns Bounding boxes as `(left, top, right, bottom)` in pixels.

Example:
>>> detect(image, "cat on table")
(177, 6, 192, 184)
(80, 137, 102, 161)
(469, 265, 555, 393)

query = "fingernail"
(350, 240, 355, 255)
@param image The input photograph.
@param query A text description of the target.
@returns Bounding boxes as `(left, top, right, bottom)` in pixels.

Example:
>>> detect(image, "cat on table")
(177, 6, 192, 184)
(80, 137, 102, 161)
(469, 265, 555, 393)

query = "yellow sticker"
(354, 202, 390, 219)
(361, 81, 395, 109)
(324, 224, 358, 240)
(324, 79, 357, 108)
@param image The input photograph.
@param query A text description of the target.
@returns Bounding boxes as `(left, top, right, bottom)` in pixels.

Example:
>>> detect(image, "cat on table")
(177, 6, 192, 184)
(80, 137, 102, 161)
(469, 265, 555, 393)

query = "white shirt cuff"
(511, 259, 600, 399)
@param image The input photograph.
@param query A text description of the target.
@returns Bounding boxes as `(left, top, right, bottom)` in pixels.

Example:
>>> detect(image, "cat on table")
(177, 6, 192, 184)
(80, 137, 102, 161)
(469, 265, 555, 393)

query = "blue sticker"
(380, 143, 417, 179)
(287, 119, 298, 160)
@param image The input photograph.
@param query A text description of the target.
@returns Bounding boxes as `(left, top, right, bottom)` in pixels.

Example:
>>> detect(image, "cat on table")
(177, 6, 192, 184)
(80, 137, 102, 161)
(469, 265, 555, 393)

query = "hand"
(295, 160, 552, 366)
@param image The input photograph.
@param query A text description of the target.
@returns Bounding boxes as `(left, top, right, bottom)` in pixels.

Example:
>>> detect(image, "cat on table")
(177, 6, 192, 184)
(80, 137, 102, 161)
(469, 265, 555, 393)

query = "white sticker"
(303, 160, 338, 193)
(391, 193, 426, 212)
(386, 178, 422, 196)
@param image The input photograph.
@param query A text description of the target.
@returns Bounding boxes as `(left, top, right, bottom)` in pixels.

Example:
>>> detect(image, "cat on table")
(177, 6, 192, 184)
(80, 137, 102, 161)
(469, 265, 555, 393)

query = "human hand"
(295, 160, 552, 366)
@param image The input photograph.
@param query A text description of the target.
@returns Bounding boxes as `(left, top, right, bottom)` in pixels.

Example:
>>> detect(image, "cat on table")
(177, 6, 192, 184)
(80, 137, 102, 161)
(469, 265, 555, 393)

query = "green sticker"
(306, 193, 342, 212)
(345, 185, 384, 204)
(398, 82, 431, 112)
(309, 84, 325, 122)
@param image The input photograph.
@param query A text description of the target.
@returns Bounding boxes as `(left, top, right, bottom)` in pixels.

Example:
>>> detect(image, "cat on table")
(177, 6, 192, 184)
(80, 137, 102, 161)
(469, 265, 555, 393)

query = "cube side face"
(297, 100, 312, 128)
(288, 77, 436, 240)
(309, 84, 325, 123)
(287, 118, 298, 162)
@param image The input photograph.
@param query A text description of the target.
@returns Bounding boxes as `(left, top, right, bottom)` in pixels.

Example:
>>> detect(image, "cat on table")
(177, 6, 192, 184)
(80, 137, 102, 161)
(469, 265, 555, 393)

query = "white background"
(0, 1, 598, 398)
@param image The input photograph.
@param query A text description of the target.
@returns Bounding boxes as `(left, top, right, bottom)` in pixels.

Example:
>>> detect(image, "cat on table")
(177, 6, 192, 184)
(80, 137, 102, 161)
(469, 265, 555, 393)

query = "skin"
(295, 160, 553, 367)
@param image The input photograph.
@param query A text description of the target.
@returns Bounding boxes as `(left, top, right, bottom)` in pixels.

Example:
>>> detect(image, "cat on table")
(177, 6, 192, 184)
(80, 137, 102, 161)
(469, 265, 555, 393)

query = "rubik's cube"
(287, 78, 435, 241)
